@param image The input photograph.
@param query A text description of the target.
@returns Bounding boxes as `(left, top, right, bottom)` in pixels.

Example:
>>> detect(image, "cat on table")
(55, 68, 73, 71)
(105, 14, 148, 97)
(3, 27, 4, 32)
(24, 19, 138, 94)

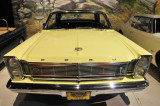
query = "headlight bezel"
(133, 55, 152, 78)
(3, 56, 24, 80)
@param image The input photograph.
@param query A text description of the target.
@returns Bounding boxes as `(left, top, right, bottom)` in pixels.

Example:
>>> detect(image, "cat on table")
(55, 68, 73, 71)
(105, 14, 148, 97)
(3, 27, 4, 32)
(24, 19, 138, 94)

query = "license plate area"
(67, 92, 91, 100)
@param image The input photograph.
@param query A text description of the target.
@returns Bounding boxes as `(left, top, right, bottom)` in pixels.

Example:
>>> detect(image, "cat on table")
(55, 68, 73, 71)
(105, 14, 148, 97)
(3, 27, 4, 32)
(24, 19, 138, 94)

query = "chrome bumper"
(7, 79, 149, 97)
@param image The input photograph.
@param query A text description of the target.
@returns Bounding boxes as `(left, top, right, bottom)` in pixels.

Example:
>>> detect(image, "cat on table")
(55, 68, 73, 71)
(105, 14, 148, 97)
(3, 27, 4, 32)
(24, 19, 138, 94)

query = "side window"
(131, 16, 140, 28)
(99, 14, 108, 27)
(47, 14, 56, 28)
(147, 18, 153, 33)
(132, 16, 153, 33)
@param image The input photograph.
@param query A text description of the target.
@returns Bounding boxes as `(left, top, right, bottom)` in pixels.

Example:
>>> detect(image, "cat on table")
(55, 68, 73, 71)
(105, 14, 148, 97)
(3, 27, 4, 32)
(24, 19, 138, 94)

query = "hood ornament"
(75, 47, 83, 51)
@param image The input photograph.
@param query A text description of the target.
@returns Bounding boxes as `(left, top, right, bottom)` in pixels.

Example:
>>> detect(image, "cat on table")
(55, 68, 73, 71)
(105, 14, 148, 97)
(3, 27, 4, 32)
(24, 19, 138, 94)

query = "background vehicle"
(119, 14, 160, 69)
(0, 19, 26, 64)
(4, 10, 152, 100)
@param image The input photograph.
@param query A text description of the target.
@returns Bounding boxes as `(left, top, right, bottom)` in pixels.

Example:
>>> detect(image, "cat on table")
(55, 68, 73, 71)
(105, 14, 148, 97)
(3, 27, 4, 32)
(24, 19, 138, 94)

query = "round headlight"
(4, 57, 23, 80)
(8, 58, 20, 68)
(134, 56, 152, 78)
(134, 66, 145, 78)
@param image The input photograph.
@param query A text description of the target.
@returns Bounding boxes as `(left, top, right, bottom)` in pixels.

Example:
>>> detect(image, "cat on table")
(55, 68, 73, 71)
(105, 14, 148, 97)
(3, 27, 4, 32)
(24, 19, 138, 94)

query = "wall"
(0, 0, 14, 27)
(11, 0, 160, 36)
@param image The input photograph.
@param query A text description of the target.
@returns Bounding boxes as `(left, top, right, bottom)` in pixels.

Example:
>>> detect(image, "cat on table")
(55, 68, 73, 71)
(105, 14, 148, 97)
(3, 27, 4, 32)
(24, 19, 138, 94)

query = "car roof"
(134, 14, 160, 18)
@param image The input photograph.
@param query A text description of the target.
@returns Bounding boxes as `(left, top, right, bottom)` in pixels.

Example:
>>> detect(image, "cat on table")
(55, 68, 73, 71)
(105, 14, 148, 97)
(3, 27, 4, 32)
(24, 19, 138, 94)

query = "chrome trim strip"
(7, 78, 148, 96)
(32, 76, 124, 81)
(28, 62, 130, 65)
(10, 88, 145, 97)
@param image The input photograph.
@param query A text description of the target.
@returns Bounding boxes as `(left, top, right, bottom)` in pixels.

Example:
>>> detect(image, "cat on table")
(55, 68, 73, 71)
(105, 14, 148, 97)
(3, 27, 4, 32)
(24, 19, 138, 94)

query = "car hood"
(5, 29, 151, 63)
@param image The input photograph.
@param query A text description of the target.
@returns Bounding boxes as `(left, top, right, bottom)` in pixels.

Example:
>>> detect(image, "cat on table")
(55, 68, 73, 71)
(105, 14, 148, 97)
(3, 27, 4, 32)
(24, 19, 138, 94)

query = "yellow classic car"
(119, 14, 160, 69)
(4, 10, 152, 100)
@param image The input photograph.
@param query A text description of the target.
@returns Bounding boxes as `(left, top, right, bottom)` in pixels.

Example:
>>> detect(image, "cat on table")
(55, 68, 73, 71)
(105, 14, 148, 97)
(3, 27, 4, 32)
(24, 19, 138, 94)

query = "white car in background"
(119, 14, 160, 69)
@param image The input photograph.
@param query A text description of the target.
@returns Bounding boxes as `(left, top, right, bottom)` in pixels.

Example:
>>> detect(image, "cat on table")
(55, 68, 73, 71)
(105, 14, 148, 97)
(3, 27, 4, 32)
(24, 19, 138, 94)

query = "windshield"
(156, 18, 160, 33)
(45, 12, 110, 29)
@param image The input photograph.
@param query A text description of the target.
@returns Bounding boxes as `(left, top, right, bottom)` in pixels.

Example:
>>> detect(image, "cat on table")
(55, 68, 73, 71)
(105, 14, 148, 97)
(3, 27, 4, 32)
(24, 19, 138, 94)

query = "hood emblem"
(112, 58, 116, 61)
(75, 47, 83, 51)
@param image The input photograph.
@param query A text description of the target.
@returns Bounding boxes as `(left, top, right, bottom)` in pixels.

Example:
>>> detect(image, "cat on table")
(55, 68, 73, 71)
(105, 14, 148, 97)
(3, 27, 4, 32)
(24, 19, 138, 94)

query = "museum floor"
(0, 63, 160, 106)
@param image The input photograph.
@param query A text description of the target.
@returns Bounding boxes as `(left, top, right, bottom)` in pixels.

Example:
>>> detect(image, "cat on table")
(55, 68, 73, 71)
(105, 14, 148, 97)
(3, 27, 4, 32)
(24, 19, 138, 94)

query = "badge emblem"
(75, 47, 83, 51)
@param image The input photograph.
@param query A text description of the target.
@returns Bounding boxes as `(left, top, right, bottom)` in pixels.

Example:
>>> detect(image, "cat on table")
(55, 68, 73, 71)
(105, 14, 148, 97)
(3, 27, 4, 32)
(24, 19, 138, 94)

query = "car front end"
(4, 47, 152, 100)
(4, 10, 152, 100)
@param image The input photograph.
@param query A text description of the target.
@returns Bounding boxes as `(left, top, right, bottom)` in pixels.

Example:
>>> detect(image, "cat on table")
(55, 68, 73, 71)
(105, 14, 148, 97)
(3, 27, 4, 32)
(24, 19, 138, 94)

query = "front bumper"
(7, 78, 149, 97)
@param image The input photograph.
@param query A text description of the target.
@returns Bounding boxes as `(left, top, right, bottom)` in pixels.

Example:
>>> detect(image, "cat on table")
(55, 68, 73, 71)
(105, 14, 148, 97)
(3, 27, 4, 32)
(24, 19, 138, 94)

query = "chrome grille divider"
(77, 63, 80, 82)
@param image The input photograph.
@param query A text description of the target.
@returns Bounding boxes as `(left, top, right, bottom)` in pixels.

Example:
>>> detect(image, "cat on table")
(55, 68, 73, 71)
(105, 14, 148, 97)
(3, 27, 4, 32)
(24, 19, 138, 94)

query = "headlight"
(4, 57, 23, 80)
(133, 55, 152, 78)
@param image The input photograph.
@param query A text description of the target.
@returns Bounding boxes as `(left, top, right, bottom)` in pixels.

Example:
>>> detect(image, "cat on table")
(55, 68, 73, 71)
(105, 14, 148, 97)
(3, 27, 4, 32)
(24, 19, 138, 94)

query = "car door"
(122, 16, 140, 40)
(129, 16, 155, 52)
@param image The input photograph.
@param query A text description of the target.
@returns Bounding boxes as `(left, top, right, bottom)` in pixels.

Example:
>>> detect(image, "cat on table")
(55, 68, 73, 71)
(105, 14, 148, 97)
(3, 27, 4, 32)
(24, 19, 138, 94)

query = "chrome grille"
(79, 65, 120, 77)
(30, 64, 78, 77)
(28, 62, 129, 79)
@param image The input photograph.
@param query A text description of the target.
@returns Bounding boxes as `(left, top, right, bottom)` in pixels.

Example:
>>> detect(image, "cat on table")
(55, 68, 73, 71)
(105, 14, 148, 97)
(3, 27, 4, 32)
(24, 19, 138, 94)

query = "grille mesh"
(28, 63, 129, 78)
